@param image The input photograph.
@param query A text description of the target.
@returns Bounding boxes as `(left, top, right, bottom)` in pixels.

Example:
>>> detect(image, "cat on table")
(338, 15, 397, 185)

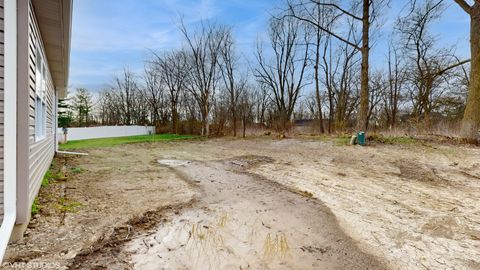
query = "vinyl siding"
(0, 0, 4, 223)
(27, 2, 55, 209)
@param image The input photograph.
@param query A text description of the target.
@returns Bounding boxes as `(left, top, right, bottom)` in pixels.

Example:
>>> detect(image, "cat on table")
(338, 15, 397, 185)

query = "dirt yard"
(4, 137, 480, 269)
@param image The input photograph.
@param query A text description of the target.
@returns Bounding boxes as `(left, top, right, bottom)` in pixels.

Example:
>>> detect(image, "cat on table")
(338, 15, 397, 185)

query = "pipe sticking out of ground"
(56, 150, 89, 156)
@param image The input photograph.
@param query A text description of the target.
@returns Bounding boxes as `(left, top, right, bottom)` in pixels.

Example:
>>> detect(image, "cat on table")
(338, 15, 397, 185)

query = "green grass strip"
(59, 134, 197, 150)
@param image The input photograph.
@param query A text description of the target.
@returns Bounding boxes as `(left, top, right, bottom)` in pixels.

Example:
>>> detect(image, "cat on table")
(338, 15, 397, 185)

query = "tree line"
(65, 0, 479, 141)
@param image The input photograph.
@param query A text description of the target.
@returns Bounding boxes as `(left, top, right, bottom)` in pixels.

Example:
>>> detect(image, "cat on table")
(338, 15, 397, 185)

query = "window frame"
(35, 44, 47, 142)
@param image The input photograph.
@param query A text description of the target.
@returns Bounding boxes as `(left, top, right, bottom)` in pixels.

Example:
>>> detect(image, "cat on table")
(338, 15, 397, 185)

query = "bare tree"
(287, 0, 390, 131)
(114, 68, 138, 125)
(321, 35, 335, 133)
(368, 71, 385, 129)
(141, 63, 164, 130)
(93, 1, 476, 137)
(382, 41, 405, 128)
(289, 1, 337, 133)
(180, 22, 228, 136)
(252, 85, 271, 126)
(333, 39, 361, 131)
(151, 50, 189, 134)
(219, 30, 244, 136)
(238, 85, 254, 138)
(132, 89, 150, 125)
(254, 15, 310, 131)
(319, 29, 361, 132)
(98, 88, 120, 125)
(454, 0, 480, 141)
(181, 90, 201, 134)
(398, 0, 470, 127)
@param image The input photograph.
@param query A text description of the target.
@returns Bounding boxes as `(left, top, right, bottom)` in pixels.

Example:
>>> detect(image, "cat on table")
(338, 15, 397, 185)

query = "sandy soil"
(123, 157, 384, 269)
(4, 144, 196, 269)
(4, 137, 480, 269)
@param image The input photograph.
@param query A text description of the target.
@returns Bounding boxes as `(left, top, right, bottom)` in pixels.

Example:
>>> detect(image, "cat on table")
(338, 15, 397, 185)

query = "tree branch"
(435, 59, 470, 76)
(454, 0, 472, 14)
(284, 12, 361, 51)
(309, 0, 363, 21)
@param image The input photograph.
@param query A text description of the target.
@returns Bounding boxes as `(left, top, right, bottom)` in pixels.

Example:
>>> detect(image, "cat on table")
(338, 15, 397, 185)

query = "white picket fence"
(58, 125, 155, 142)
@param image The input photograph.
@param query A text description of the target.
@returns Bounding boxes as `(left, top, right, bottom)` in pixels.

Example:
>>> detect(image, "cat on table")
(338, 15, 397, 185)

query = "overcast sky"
(69, 0, 470, 93)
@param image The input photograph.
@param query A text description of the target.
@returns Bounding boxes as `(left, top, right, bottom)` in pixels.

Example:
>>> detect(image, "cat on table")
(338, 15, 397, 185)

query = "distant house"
(0, 0, 72, 260)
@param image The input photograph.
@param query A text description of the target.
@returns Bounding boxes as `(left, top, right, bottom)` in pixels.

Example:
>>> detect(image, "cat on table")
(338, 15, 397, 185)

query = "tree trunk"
(242, 113, 246, 138)
(173, 108, 179, 134)
(391, 84, 398, 129)
(461, 4, 480, 142)
(171, 99, 179, 134)
(281, 111, 289, 132)
(327, 86, 333, 134)
(232, 106, 237, 137)
(315, 29, 325, 134)
(357, 0, 370, 131)
(204, 111, 210, 137)
(202, 97, 210, 137)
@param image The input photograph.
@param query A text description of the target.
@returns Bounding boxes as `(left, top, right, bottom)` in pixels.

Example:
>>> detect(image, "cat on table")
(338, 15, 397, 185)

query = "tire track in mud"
(120, 156, 387, 269)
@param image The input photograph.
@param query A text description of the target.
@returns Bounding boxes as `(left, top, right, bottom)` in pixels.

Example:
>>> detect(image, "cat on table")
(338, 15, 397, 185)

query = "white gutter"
(0, 0, 17, 262)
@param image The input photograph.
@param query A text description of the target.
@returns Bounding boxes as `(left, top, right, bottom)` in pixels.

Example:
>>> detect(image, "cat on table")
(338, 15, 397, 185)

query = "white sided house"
(0, 0, 72, 261)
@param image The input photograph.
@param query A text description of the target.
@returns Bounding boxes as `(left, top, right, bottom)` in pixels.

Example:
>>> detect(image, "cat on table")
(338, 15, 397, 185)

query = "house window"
(35, 97, 46, 140)
(35, 46, 47, 141)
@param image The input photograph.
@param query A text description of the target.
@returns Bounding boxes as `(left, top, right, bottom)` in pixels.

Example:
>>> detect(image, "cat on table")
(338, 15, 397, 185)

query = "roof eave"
(60, 0, 72, 98)
(32, 0, 73, 99)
